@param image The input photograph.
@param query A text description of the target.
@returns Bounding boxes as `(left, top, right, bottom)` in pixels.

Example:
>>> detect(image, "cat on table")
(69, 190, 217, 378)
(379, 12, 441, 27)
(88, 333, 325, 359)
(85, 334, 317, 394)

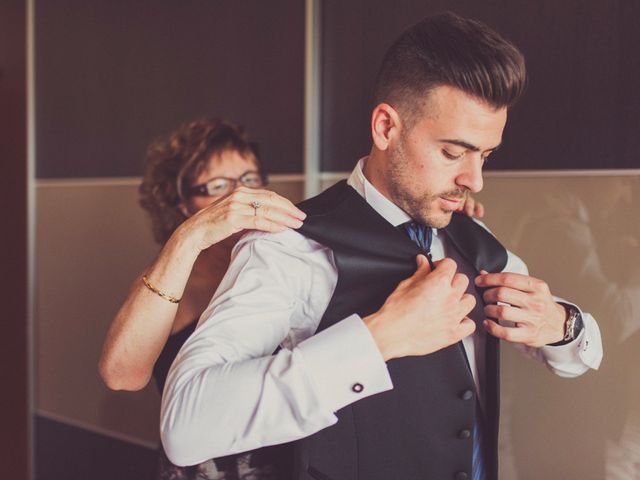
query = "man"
(161, 12, 602, 480)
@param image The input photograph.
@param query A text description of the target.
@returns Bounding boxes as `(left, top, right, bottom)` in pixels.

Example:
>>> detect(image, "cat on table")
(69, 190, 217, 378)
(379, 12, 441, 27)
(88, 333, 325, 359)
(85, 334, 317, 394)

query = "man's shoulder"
(296, 180, 351, 215)
(235, 228, 331, 256)
(230, 229, 336, 283)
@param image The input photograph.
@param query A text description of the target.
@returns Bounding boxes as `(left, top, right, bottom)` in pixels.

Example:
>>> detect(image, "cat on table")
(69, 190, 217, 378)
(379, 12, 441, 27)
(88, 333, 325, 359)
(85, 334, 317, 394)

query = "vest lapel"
(442, 212, 509, 273)
(299, 180, 419, 266)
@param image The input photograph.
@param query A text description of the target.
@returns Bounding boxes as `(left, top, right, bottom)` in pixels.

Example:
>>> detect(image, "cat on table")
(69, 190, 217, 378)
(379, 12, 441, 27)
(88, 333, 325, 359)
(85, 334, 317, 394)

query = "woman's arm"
(98, 188, 306, 391)
(98, 230, 200, 391)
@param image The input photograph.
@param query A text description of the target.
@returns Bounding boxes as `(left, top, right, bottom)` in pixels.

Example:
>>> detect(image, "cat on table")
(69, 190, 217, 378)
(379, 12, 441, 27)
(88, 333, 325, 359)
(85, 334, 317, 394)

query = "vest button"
(455, 472, 469, 480)
(460, 389, 473, 400)
(351, 383, 364, 393)
(458, 429, 471, 439)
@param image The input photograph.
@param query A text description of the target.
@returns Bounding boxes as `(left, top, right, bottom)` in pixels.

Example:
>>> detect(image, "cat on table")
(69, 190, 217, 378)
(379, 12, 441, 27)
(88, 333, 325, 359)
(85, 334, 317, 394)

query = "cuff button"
(352, 383, 364, 393)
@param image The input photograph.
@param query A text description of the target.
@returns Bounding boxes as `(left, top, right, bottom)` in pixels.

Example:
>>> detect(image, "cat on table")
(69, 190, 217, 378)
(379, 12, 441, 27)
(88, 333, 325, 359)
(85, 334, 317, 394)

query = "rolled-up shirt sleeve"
(160, 230, 392, 467)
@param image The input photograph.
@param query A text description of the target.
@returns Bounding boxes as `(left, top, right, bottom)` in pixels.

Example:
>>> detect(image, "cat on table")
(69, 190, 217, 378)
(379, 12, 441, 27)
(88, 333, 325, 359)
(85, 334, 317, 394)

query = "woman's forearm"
(99, 189, 307, 391)
(99, 228, 200, 391)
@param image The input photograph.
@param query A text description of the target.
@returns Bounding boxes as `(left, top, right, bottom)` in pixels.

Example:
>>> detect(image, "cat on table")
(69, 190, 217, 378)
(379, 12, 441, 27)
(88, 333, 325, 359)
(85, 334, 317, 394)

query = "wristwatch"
(549, 304, 583, 346)
(562, 305, 584, 342)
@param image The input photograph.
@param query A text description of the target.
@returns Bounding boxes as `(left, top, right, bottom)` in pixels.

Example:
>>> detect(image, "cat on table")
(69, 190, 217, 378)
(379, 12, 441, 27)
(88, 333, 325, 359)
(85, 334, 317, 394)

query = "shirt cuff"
(297, 314, 394, 412)
(540, 302, 603, 375)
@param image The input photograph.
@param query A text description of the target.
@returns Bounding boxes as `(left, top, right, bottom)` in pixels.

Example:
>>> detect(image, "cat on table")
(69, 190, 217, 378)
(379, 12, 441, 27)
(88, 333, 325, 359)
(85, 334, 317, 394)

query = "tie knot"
(403, 221, 433, 253)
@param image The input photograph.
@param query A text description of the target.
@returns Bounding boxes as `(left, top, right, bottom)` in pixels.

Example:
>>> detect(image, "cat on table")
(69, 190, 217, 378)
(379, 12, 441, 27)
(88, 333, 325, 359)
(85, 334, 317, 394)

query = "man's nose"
(456, 157, 484, 193)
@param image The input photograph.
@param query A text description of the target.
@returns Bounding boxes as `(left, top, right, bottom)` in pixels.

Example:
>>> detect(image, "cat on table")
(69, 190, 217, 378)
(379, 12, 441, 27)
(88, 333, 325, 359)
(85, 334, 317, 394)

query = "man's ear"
(371, 103, 402, 151)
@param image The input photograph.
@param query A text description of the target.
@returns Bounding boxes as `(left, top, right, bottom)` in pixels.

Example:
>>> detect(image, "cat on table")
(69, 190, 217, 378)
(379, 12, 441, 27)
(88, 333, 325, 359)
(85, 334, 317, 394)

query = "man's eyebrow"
(438, 139, 502, 152)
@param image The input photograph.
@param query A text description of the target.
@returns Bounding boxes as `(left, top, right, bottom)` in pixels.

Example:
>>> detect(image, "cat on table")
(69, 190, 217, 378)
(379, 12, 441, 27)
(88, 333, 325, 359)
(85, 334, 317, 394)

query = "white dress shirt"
(161, 158, 603, 467)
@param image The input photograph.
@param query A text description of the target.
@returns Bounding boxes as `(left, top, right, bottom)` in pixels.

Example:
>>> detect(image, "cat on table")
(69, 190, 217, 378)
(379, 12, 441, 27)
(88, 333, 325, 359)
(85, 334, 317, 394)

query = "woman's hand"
(179, 187, 307, 253)
(457, 194, 485, 218)
(99, 187, 304, 391)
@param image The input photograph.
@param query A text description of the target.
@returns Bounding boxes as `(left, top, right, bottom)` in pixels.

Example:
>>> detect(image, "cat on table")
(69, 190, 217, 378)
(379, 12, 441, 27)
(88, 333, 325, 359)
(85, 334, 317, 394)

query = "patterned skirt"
(156, 444, 293, 480)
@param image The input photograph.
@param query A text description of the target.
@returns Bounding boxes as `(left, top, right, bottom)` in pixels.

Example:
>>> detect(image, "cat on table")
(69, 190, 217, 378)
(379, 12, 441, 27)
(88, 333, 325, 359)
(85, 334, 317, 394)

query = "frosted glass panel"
(478, 174, 640, 480)
(36, 173, 639, 477)
(35, 178, 304, 445)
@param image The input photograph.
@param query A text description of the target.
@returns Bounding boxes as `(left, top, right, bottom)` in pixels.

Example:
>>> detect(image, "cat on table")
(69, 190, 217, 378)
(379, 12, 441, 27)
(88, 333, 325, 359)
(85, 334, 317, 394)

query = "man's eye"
(442, 150, 464, 160)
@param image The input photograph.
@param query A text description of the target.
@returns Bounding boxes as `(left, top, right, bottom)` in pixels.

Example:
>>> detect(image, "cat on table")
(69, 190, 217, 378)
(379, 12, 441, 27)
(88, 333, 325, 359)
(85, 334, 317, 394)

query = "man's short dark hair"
(373, 12, 526, 127)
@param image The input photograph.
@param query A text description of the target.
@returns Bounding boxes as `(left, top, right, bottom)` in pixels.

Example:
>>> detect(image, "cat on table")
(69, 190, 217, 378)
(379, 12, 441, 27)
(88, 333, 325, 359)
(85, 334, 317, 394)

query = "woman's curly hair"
(139, 118, 261, 244)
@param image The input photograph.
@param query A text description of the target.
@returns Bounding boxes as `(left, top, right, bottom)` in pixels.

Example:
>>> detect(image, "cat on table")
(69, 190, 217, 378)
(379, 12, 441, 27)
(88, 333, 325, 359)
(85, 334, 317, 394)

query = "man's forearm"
(160, 314, 392, 466)
(160, 345, 335, 466)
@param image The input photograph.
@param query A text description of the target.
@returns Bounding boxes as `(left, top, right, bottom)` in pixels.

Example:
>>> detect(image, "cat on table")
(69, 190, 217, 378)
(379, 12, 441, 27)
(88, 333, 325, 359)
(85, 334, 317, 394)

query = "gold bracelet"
(141, 275, 181, 304)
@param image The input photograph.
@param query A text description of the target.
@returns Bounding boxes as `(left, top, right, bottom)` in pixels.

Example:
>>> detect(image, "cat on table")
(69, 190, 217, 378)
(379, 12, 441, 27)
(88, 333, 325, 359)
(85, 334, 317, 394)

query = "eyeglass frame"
(184, 170, 267, 198)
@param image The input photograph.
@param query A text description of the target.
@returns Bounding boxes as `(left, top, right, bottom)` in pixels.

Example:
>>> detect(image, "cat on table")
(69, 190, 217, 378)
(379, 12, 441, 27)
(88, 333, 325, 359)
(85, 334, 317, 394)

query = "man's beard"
(387, 139, 467, 228)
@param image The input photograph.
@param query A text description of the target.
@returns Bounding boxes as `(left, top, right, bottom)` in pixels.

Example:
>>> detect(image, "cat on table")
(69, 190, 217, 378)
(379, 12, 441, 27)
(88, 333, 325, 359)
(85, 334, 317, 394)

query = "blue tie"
(472, 414, 486, 480)
(403, 221, 434, 267)
(403, 220, 486, 480)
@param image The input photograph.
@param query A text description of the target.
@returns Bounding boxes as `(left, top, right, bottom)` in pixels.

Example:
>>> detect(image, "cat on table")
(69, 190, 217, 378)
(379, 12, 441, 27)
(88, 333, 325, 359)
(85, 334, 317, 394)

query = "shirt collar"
(346, 157, 439, 238)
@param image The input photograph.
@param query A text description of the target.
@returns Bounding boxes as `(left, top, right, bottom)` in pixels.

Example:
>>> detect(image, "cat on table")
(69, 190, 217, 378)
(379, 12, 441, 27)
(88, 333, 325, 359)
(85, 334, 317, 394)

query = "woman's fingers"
(210, 190, 304, 233)
(234, 189, 306, 230)
(251, 203, 304, 229)
(230, 214, 288, 233)
(252, 214, 291, 233)
(192, 188, 306, 240)
(458, 194, 485, 218)
(232, 187, 306, 220)
(463, 196, 475, 217)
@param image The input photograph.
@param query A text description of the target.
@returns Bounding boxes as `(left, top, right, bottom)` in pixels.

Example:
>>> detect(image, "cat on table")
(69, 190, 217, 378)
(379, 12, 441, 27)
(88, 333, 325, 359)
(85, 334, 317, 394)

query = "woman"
(99, 117, 485, 479)
(99, 118, 304, 479)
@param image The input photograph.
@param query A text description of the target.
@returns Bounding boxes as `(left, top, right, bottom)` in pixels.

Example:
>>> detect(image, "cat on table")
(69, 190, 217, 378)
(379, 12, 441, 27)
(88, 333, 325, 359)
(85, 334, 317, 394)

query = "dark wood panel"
(321, 0, 640, 171)
(0, 0, 30, 479)
(36, 0, 304, 177)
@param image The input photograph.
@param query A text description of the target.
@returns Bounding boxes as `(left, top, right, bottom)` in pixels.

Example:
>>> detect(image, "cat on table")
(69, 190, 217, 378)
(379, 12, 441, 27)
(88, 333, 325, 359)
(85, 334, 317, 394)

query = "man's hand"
(364, 256, 477, 361)
(474, 271, 566, 347)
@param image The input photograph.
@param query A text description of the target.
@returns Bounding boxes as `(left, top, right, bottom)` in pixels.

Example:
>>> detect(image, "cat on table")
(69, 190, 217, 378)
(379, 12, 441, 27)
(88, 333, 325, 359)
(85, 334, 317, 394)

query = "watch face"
(567, 308, 583, 340)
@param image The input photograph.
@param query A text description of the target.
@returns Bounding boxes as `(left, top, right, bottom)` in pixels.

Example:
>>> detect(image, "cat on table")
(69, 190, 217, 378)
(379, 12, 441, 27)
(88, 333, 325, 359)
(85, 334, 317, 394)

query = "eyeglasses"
(185, 170, 265, 198)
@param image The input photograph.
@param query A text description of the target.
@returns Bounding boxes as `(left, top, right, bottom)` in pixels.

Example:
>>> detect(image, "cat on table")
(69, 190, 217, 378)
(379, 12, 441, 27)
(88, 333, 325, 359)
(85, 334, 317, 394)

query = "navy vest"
(293, 180, 508, 480)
